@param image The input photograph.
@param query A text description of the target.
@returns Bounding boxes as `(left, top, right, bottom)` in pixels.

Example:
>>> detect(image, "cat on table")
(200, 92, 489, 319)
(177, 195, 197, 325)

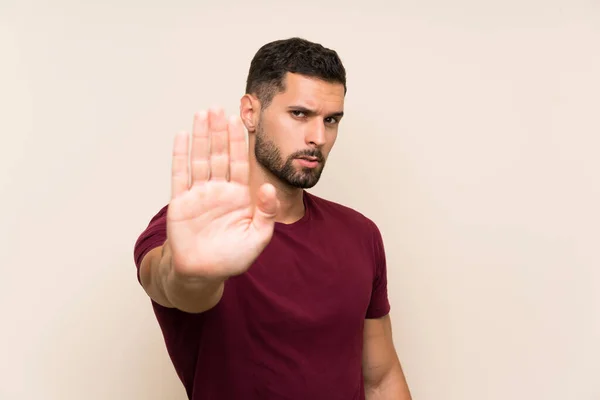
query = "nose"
(306, 120, 326, 147)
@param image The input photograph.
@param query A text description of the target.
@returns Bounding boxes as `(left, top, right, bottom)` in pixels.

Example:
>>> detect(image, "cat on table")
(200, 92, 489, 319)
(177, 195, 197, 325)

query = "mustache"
(291, 150, 324, 162)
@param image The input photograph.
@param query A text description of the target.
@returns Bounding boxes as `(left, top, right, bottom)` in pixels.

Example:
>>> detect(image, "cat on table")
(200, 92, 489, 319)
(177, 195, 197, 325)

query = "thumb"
(252, 183, 279, 235)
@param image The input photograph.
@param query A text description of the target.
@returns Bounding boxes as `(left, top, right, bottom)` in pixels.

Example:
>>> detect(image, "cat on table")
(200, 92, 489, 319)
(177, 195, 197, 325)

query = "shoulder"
(306, 191, 380, 235)
(306, 192, 387, 276)
(133, 204, 169, 269)
(149, 204, 169, 224)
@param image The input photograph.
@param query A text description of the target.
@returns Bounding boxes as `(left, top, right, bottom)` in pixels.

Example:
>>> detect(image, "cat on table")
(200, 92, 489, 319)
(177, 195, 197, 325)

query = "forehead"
(272, 72, 345, 110)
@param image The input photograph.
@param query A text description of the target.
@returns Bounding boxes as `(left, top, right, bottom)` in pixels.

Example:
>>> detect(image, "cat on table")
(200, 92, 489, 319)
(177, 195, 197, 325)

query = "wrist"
(167, 266, 227, 289)
(164, 265, 226, 313)
(161, 253, 226, 299)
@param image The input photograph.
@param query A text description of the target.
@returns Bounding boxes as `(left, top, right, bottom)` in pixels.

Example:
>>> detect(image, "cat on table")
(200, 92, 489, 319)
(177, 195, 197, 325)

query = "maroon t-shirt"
(133, 191, 391, 399)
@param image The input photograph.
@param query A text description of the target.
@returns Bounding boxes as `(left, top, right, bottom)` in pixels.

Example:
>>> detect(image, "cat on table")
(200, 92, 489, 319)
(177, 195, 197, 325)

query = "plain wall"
(1, 1, 599, 399)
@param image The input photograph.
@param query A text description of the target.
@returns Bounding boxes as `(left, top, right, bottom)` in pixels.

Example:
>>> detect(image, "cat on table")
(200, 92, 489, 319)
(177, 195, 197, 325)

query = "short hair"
(245, 37, 347, 109)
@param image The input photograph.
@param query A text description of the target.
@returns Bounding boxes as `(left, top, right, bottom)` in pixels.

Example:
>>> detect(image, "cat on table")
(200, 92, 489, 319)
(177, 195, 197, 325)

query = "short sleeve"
(365, 220, 391, 319)
(133, 205, 169, 283)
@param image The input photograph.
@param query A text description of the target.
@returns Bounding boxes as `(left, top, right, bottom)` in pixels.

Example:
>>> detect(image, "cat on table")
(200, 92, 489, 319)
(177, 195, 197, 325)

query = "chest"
(219, 231, 375, 335)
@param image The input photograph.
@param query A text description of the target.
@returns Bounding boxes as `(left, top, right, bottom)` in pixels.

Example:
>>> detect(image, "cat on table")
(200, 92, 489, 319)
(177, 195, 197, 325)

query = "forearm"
(365, 363, 412, 400)
(140, 241, 225, 313)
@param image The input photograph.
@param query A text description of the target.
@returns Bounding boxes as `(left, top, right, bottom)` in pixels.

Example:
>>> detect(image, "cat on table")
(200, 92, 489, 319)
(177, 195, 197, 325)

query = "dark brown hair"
(245, 37, 347, 109)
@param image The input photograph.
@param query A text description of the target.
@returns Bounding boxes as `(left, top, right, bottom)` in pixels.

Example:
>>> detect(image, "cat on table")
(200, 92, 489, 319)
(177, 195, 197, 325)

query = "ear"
(239, 94, 260, 133)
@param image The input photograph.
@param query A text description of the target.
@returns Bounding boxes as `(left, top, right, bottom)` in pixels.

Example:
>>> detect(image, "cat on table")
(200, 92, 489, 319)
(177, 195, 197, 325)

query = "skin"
(240, 72, 344, 224)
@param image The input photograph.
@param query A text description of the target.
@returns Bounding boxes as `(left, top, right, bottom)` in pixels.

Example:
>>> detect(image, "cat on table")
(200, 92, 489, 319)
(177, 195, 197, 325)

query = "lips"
(297, 156, 319, 162)
(296, 157, 320, 168)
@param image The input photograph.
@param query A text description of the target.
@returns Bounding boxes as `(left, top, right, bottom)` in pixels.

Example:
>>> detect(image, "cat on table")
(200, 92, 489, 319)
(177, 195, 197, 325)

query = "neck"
(248, 160, 306, 225)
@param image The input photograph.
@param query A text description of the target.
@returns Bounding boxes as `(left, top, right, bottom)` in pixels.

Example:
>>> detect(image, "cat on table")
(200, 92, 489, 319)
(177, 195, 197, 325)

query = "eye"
(325, 116, 339, 125)
(291, 110, 306, 118)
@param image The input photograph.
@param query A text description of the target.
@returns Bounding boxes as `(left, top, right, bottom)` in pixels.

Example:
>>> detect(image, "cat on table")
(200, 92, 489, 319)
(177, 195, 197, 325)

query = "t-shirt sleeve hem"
(133, 205, 169, 285)
(365, 303, 391, 319)
(134, 237, 165, 284)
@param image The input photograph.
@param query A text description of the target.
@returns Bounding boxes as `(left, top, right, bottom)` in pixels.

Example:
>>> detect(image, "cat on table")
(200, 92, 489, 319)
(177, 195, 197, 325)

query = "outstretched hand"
(166, 108, 279, 280)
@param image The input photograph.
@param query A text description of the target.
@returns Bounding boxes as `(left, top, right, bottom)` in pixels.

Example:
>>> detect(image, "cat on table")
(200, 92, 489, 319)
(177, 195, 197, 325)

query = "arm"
(135, 109, 278, 314)
(139, 239, 225, 314)
(363, 315, 412, 399)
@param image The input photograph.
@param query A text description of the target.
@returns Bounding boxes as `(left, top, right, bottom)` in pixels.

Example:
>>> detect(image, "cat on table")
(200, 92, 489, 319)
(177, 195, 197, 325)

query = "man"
(133, 37, 412, 399)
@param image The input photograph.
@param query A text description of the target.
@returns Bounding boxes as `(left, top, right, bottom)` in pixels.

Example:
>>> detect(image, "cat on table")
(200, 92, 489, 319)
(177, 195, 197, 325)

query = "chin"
(287, 173, 322, 189)
(293, 181, 318, 189)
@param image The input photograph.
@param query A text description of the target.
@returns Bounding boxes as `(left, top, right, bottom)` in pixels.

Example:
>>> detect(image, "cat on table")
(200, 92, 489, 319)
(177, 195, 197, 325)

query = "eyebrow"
(287, 106, 344, 118)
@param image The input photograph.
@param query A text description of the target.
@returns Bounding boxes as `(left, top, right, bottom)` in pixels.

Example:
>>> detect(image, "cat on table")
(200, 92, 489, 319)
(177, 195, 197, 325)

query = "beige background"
(1, 0, 599, 399)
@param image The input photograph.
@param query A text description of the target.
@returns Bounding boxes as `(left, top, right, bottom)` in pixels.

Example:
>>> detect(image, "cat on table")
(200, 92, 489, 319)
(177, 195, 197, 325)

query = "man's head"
(240, 37, 346, 189)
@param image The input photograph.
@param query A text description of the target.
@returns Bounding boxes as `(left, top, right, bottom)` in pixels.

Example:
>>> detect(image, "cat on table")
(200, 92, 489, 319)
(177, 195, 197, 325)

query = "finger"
(208, 107, 229, 180)
(227, 115, 249, 185)
(191, 111, 210, 186)
(171, 130, 190, 199)
(251, 183, 278, 241)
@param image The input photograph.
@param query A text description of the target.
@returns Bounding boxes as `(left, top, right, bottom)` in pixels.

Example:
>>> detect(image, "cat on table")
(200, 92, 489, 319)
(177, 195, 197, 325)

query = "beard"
(254, 121, 326, 189)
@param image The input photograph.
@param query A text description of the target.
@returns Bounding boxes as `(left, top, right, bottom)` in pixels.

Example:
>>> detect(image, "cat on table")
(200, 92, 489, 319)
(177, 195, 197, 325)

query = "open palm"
(167, 108, 279, 280)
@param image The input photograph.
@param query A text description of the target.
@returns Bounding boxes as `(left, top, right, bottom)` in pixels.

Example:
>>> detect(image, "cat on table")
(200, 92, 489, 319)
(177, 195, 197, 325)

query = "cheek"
(262, 116, 298, 156)
(325, 130, 338, 152)
(274, 115, 307, 142)
(270, 114, 298, 139)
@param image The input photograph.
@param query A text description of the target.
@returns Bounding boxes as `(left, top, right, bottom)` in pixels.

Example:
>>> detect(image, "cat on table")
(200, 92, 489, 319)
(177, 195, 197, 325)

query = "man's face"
(254, 73, 345, 189)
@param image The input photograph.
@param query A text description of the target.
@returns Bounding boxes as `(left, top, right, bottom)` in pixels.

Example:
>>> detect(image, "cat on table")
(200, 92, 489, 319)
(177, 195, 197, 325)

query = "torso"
(142, 192, 386, 400)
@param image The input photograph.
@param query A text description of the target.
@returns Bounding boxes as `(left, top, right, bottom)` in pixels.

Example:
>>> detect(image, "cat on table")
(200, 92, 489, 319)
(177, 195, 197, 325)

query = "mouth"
(296, 156, 321, 168)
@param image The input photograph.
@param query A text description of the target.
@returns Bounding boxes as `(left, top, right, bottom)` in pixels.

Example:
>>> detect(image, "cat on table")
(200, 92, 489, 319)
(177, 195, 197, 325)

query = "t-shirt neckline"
(274, 190, 312, 231)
